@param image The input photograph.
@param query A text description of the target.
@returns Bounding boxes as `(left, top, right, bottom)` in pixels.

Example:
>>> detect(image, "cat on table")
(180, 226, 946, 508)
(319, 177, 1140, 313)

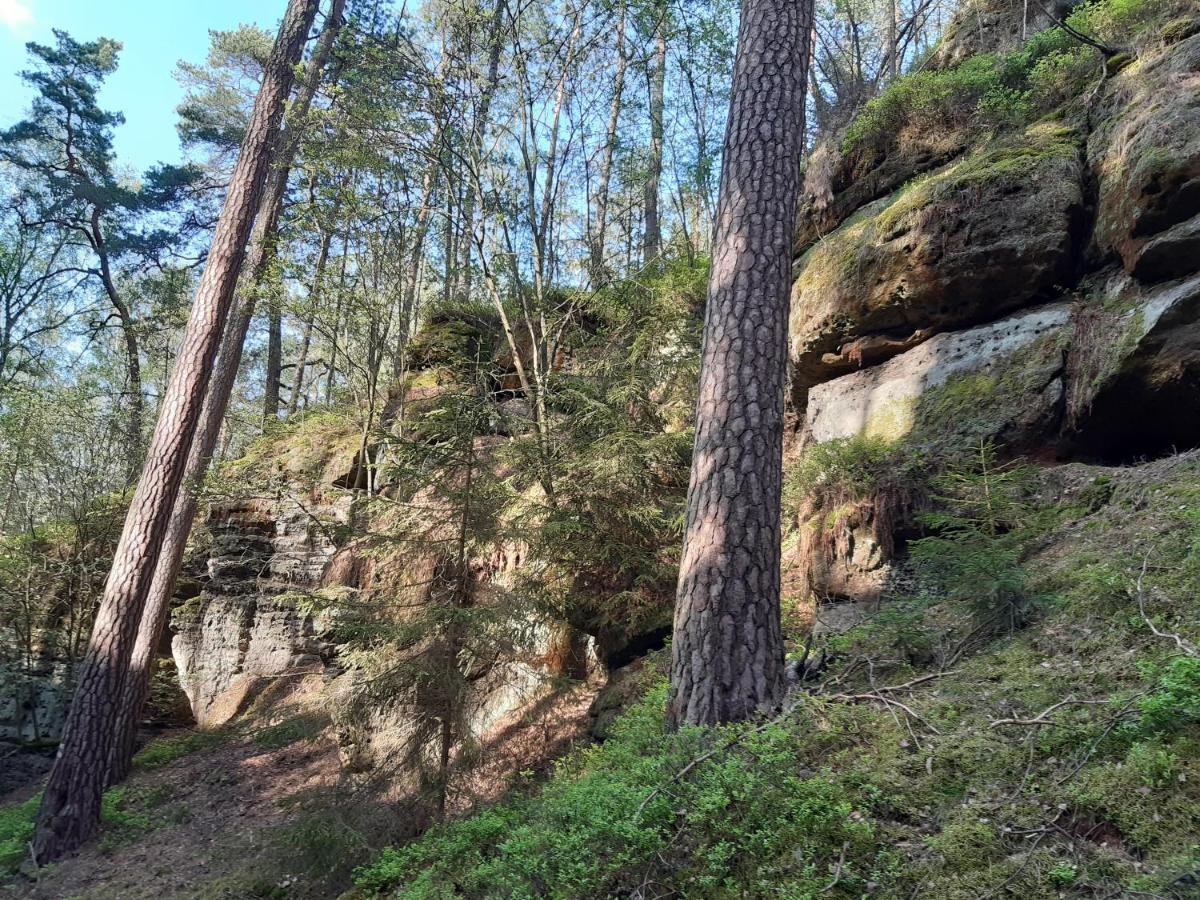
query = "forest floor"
(2, 714, 349, 900)
(1, 673, 601, 899)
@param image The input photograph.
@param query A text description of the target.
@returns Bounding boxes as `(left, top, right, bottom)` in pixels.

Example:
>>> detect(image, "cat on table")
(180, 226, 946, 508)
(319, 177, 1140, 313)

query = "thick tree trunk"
(666, 0, 812, 729)
(642, 12, 667, 265)
(31, 0, 321, 860)
(102, 0, 345, 791)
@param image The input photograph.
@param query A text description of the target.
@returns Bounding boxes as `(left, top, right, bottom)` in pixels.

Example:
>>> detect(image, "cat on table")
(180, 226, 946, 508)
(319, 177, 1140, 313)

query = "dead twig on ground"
(1132, 555, 1198, 657)
(818, 841, 849, 895)
(990, 697, 1112, 728)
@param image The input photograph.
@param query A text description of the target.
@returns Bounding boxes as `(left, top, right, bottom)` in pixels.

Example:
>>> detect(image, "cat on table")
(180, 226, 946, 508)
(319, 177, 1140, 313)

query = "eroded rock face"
(804, 303, 1072, 446)
(173, 596, 333, 728)
(334, 619, 601, 775)
(0, 662, 71, 744)
(1090, 33, 1200, 283)
(172, 497, 347, 727)
(172, 471, 612, 801)
(790, 125, 1084, 390)
(787, 29, 1200, 608)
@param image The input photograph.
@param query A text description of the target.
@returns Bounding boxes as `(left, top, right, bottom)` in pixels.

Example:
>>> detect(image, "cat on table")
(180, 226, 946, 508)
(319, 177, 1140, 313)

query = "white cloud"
(0, 0, 34, 35)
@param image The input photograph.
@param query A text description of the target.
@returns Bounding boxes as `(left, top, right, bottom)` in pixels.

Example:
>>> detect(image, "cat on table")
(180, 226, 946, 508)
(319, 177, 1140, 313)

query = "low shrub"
(354, 684, 881, 898)
(0, 795, 38, 874)
(844, 0, 1166, 155)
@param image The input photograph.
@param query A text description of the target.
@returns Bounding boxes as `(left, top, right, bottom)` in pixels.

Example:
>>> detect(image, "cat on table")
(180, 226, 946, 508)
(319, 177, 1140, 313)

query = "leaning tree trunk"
(103, 0, 345, 791)
(666, 0, 813, 729)
(31, 0, 320, 861)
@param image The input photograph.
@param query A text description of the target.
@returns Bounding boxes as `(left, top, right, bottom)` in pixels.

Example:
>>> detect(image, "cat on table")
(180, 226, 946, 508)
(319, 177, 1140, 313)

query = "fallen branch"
(990, 697, 1111, 729)
(833, 692, 943, 735)
(865, 671, 959, 694)
(818, 841, 849, 895)
(826, 669, 959, 736)
(1132, 556, 1198, 657)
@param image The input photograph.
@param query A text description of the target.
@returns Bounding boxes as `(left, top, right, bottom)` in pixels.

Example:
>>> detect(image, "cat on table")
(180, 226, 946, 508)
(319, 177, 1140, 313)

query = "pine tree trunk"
(666, 0, 813, 729)
(102, 0, 345, 791)
(31, 0, 321, 860)
(642, 12, 667, 265)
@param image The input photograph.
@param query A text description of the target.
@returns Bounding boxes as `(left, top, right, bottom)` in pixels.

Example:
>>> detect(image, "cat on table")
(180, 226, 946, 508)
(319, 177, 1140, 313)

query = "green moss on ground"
(352, 452, 1200, 899)
(133, 730, 229, 770)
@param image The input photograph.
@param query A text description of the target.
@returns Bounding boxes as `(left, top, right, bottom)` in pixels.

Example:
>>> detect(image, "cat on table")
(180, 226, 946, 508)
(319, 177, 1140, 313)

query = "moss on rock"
(790, 123, 1083, 387)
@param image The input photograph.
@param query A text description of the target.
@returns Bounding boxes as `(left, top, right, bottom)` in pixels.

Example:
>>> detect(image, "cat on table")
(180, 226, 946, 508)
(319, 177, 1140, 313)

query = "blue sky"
(0, 0, 286, 172)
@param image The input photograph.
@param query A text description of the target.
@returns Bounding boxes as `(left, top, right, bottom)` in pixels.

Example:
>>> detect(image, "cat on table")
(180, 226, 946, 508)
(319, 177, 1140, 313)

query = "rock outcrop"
(1068, 271, 1200, 460)
(1089, 31, 1200, 283)
(171, 435, 606, 788)
(787, 24, 1200, 607)
(0, 662, 70, 744)
(172, 496, 346, 727)
(790, 125, 1084, 392)
(804, 302, 1071, 447)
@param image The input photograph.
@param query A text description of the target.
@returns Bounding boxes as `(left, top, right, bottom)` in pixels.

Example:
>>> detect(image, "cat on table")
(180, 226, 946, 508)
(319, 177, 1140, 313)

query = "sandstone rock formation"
(790, 125, 1084, 391)
(787, 27, 1200, 610)
(1090, 30, 1200, 283)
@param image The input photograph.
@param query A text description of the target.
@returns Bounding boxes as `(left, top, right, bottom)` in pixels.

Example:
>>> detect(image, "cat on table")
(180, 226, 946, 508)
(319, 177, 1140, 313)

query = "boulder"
(790, 124, 1084, 391)
(1090, 33, 1200, 283)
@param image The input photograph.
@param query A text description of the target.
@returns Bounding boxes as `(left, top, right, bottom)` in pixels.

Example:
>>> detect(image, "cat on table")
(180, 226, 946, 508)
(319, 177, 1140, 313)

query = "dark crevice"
(1062, 366, 1200, 464)
(605, 626, 670, 671)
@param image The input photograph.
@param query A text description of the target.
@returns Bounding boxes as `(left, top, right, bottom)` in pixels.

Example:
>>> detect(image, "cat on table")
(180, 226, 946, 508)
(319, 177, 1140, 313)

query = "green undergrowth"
(1, 727, 242, 876)
(845, 0, 1170, 155)
(133, 729, 229, 769)
(0, 780, 193, 875)
(0, 795, 39, 874)
(354, 683, 887, 899)
(355, 454, 1200, 899)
